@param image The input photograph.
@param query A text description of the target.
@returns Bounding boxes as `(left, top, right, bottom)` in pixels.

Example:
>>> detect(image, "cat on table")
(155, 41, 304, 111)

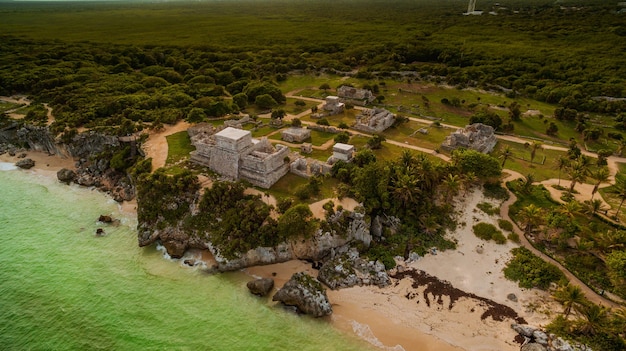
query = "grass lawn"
(382, 121, 452, 151)
(0, 101, 22, 113)
(598, 186, 626, 223)
(494, 140, 569, 181)
(308, 129, 336, 147)
(267, 173, 339, 204)
(251, 125, 279, 138)
(165, 131, 195, 166)
(284, 98, 318, 115)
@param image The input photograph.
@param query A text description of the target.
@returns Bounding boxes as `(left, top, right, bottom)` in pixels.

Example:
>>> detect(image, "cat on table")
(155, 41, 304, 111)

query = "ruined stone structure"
(290, 157, 331, 179)
(190, 127, 289, 188)
(327, 143, 355, 164)
(337, 86, 375, 106)
(440, 123, 497, 154)
(322, 96, 345, 115)
(281, 127, 311, 143)
(300, 143, 312, 154)
(354, 108, 396, 133)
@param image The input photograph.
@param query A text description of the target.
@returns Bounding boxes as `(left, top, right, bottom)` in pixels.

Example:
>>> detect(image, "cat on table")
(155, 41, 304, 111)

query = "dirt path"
(141, 121, 191, 171)
(499, 171, 624, 308)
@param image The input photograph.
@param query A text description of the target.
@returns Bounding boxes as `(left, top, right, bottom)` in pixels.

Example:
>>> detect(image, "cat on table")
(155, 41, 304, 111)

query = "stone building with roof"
(190, 127, 289, 188)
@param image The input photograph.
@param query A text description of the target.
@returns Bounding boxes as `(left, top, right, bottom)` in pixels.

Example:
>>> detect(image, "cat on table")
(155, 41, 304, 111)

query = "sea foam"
(351, 320, 406, 351)
(0, 162, 17, 171)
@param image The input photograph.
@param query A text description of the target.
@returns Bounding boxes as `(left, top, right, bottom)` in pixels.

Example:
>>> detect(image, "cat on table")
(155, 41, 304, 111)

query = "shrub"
(504, 247, 564, 289)
(498, 219, 514, 232)
(473, 222, 506, 244)
(316, 118, 330, 126)
(507, 232, 520, 243)
(483, 182, 510, 200)
(477, 202, 499, 215)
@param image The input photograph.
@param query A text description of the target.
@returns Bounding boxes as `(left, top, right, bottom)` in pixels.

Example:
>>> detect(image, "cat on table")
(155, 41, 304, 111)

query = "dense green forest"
(1, 0, 625, 138)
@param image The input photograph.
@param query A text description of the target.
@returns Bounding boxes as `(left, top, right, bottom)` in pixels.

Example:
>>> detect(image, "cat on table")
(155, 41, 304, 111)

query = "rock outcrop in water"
(247, 278, 275, 297)
(272, 272, 332, 317)
(15, 158, 35, 169)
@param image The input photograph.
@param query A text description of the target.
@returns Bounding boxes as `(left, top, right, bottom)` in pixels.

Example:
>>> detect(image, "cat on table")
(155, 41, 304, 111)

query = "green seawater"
(0, 166, 370, 351)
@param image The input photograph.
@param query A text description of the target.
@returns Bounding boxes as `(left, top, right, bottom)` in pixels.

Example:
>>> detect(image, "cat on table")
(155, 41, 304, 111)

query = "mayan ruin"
(440, 123, 497, 154)
(353, 108, 396, 134)
(189, 127, 289, 188)
(337, 86, 375, 106)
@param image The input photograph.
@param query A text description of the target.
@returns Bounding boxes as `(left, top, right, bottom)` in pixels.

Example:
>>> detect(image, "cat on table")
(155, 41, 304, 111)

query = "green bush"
(504, 247, 564, 289)
(507, 232, 520, 243)
(472, 222, 506, 244)
(477, 202, 499, 215)
(498, 219, 514, 232)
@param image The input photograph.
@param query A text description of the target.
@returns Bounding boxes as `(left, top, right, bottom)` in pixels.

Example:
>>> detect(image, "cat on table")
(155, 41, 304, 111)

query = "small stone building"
(323, 96, 345, 115)
(354, 108, 396, 133)
(190, 127, 289, 188)
(281, 127, 311, 143)
(440, 123, 497, 154)
(332, 143, 355, 162)
(337, 86, 375, 106)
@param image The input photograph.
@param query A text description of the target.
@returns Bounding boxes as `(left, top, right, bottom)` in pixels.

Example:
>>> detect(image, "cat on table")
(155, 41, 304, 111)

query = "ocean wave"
(155, 243, 173, 260)
(350, 320, 405, 351)
(0, 162, 18, 171)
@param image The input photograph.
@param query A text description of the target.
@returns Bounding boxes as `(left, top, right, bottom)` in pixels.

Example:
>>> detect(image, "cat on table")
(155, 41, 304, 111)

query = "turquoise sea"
(0, 164, 369, 351)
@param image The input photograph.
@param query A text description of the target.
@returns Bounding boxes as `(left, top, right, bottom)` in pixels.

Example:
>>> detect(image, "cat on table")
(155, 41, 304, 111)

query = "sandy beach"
(246, 188, 559, 351)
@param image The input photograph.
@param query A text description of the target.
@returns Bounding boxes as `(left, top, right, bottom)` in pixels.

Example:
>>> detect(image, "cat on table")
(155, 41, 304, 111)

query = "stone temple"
(190, 127, 289, 188)
(354, 108, 396, 133)
(440, 123, 497, 154)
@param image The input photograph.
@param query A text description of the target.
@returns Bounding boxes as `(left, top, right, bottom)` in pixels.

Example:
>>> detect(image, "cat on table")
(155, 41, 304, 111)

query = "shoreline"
(1, 150, 555, 351)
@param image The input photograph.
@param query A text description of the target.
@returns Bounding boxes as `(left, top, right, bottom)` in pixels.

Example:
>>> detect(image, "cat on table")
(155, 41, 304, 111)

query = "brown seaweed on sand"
(392, 268, 527, 324)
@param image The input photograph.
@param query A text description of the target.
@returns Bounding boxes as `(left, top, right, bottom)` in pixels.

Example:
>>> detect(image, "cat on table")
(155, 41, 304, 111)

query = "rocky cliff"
(206, 211, 371, 272)
(1, 123, 135, 201)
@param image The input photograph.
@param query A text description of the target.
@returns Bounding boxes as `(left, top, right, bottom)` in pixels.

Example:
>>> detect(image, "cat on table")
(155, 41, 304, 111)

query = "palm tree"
(552, 284, 588, 318)
(568, 156, 589, 193)
(518, 204, 543, 234)
(575, 304, 608, 336)
(617, 139, 626, 157)
(609, 173, 626, 219)
(558, 200, 583, 219)
(521, 173, 535, 194)
(392, 172, 420, 209)
(555, 156, 570, 187)
(461, 171, 478, 195)
(441, 174, 460, 202)
(499, 146, 514, 167)
(529, 142, 542, 164)
(583, 199, 607, 218)
(590, 167, 610, 200)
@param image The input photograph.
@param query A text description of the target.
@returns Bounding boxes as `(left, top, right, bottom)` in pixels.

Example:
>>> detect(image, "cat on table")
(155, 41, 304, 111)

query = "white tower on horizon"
(467, 0, 477, 13)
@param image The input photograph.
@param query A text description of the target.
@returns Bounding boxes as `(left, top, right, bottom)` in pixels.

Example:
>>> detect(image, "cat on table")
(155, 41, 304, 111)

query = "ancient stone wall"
(440, 123, 497, 154)
(353, 108, 396, 134)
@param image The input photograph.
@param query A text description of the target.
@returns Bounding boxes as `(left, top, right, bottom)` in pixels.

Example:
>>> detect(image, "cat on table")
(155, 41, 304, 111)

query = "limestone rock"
(15, 158, 35, 169)
(247, 278, 275, 296)
(512, 324, 537, 338)
(521, 343, 547, 351)
(57, 168, 76, 184)
(533, 330, 549, 345)
(272, 272, 332, 317)
(317, 249, 390, 289)
(98, 215, 113, 223)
